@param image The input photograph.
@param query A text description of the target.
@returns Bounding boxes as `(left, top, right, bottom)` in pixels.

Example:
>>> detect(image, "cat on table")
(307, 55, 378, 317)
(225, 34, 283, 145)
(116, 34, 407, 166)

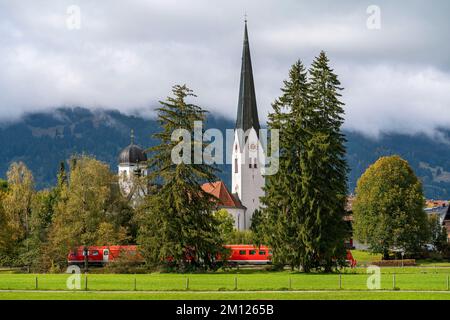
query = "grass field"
(0, 268, 450, 297)
(1, 290, 450, 300)
(1, 250, 450, 300)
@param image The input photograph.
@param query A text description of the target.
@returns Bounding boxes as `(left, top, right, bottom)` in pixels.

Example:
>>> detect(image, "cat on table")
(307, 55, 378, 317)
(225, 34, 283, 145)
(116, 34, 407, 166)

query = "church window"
(253, 163, 257, 169)
(249, 163, 252, 168)
(234, 159, 238, 173)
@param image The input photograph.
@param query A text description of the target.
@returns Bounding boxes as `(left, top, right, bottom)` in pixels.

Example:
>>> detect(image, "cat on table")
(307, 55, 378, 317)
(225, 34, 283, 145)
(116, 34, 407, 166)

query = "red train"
(68, 245, 356, 267)
(224, 244, 272, 265)
(67, 245, 139, 266)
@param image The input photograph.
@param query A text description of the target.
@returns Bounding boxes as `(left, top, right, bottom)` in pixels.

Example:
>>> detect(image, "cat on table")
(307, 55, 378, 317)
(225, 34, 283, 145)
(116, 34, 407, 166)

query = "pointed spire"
(235, 19, 260, 135)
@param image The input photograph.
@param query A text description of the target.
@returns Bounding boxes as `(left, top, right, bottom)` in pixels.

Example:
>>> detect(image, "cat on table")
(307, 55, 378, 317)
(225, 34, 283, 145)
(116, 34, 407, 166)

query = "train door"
(103, 249, 110, 263)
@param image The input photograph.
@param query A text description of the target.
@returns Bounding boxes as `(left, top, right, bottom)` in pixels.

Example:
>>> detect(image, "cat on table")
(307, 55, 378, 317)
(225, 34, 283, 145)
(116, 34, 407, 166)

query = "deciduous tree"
(353, 156, 428, 258)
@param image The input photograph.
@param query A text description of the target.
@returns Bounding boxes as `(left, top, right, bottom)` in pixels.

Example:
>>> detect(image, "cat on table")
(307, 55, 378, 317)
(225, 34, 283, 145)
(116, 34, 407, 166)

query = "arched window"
(234, 158, 238, 173)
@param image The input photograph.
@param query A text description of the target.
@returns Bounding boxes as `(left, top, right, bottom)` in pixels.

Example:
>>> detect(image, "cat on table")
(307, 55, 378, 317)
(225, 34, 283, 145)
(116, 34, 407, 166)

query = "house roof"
(201, 181, 245, 209)
(426, 200, 449, 208)
(118, 130, 147, 165)
(425, 205, 450, 224)
(119, 144, 147, 165)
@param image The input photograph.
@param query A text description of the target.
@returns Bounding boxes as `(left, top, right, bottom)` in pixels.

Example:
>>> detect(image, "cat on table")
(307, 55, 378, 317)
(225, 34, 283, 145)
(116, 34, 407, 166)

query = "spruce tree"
(304, 51, 348, 271)
(261, 53, 348, 272)
(260, 60, 310, 269)
(138, 84, 224, 271)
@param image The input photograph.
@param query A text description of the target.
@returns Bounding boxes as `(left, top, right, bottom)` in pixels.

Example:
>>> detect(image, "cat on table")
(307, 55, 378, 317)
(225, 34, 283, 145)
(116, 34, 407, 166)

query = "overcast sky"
(0, 0, 449, 137)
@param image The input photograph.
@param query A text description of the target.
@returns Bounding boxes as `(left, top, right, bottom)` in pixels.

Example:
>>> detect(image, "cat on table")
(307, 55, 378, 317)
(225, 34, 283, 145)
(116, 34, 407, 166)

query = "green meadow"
(1, 291, 450, 300)
(0, 267, 450, 298)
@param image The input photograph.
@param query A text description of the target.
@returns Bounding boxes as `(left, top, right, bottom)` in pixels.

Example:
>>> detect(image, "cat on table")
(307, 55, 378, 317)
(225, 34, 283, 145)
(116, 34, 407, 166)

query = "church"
(117, 21, 265, 230)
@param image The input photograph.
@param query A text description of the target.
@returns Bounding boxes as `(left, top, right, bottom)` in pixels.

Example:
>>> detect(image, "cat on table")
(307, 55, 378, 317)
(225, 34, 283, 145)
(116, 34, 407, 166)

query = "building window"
(234, 159, 238, 173)
(249, 163, 252, 168)
(253, 163, 257, 168)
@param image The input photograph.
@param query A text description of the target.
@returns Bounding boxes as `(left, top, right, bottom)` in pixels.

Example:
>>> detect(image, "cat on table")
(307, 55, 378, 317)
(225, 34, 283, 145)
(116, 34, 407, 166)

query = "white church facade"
(230, 20, 265, 229)
(117, 21, 265, 230)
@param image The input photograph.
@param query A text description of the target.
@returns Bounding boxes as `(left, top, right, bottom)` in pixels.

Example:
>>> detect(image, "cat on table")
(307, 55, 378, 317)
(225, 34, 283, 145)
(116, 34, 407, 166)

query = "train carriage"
(68, 244, 356, 267)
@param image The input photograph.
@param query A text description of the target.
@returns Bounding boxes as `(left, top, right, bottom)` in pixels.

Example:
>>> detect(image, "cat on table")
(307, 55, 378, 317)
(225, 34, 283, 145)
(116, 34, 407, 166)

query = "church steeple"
(235, 20, 260, 134)
(231, 19, 265, 230)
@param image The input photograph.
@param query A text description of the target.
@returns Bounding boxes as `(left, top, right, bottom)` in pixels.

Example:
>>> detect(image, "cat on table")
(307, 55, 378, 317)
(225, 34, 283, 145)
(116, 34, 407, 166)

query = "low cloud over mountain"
(1, 1, 450, 137)
(1, 107, 450, 199)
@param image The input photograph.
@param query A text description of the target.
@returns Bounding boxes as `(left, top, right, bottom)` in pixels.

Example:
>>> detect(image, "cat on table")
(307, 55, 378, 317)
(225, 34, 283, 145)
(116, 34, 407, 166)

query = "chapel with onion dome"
(116, 20, 264, 229)
(118, 129, 148, 198)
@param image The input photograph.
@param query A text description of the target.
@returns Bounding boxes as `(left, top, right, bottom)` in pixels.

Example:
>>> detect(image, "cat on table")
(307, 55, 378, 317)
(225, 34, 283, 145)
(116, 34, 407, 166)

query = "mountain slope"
(1, 107, 449, 199)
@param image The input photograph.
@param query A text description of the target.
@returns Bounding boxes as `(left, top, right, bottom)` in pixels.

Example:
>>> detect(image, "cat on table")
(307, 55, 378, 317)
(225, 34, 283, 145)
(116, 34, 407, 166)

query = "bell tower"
(118, 129, 148, 199)
(231, 20, 265, 229)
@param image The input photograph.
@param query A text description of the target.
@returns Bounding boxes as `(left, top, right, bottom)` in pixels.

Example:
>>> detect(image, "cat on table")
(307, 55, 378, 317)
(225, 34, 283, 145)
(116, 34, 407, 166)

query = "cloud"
(341, 64, 450, 137)
(0, 0, 449, 137)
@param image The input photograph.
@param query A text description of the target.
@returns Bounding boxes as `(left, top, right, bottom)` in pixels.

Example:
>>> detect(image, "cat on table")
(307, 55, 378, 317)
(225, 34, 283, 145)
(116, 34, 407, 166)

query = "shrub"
(370, 259, 416, 267)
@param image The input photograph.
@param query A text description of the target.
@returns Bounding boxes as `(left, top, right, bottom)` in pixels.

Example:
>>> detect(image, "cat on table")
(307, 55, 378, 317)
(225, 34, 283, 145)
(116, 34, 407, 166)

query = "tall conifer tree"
(261, 53, 348, 272)
(138, 85, 224, 271)
(306, 51, 348, 271)
(260, 61, 310, 269)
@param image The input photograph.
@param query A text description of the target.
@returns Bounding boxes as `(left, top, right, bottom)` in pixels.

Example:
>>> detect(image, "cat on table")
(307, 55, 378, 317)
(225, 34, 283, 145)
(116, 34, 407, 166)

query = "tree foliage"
(47, 156, 133, 268)
(353, 155, 428, 258)
(137, 85, 225, 271)
(428, 214, 448, 254)
(259, 52, 349, 272)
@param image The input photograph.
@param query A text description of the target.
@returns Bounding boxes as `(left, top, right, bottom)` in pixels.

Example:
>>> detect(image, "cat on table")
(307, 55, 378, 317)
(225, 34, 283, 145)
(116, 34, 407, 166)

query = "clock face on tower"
(249, 143, 257, 151)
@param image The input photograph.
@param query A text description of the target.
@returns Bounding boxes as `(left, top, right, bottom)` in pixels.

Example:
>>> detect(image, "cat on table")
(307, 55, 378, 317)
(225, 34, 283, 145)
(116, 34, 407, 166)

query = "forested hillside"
(1, 107, 449, 199)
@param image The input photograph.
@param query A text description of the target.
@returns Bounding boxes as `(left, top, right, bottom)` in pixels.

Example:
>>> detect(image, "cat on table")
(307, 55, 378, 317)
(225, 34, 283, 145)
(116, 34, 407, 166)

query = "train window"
(239, 250, 246, 255)
(259, 251, 266, 255)
(92, 250, 99, 256)
(249, 250, 256, 255)
(268, 250, 273, 255)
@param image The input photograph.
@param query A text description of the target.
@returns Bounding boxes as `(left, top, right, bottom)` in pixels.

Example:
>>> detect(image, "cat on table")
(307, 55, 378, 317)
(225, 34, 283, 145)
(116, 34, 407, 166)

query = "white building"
(230, 20, 265, 230)
(116, 22, 265, 230)
(201, 181, 247, 230)
(118, 130, 148, 201)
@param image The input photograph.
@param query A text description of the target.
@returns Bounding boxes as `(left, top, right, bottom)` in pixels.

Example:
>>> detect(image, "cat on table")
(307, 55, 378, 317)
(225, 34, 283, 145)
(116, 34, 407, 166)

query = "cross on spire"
(130, 129, 135, 145)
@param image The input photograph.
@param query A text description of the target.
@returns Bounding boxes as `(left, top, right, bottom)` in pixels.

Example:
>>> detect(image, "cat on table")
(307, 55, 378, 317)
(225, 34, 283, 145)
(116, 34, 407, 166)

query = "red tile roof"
(201, 181, 244, 209)
(426, 200, 449, 208)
